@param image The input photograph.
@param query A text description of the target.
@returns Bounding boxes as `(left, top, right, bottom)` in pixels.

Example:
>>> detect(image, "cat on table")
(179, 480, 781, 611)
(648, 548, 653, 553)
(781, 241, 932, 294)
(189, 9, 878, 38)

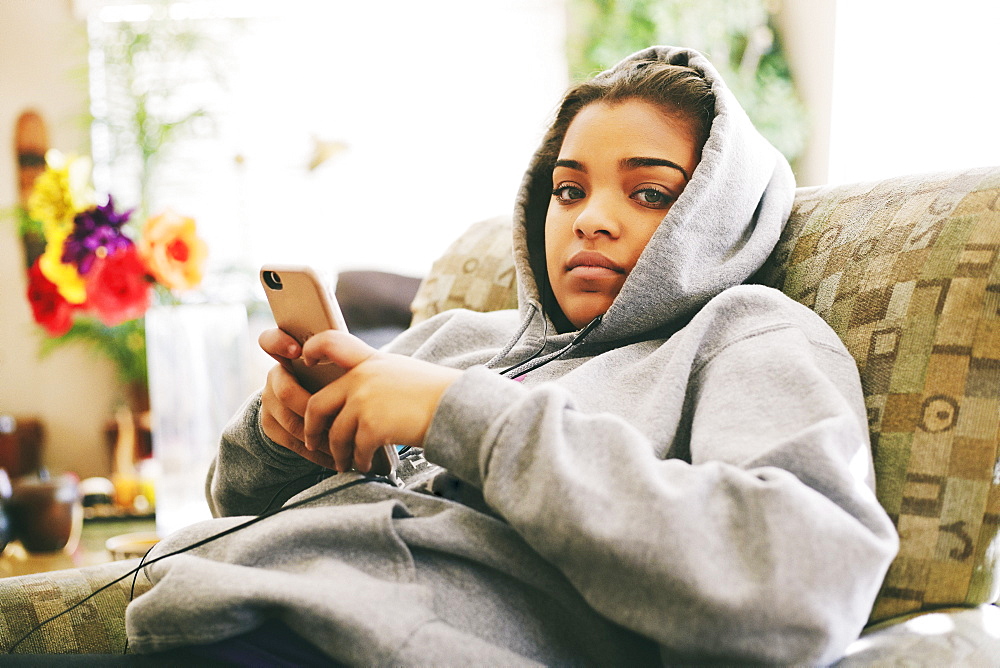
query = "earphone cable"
(6, 474, 387, 654)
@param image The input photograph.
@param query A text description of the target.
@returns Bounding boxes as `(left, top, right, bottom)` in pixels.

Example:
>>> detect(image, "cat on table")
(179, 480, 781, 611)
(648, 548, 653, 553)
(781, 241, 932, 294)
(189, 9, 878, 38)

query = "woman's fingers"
(327, 405, 361, 472)
(259, 327, 301, 367)
(268, 424, 338, 469)
(302, 329, 375, 370)
(303, 381, 344, 451)
(260, 368, 340, 470)
(261, 364, 308, 442)
(303, 377, 375, 473)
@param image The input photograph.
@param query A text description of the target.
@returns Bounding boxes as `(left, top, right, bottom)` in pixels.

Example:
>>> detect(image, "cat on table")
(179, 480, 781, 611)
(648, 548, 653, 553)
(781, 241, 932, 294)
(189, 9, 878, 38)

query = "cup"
(10, 473, 82, 553)
(105, 531, 160, 561)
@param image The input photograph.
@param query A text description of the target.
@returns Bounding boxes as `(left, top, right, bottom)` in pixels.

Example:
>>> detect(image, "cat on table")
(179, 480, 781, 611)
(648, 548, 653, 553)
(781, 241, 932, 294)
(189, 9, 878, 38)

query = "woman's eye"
(632, 187, 674, 208)
(552, 184, 585, 203)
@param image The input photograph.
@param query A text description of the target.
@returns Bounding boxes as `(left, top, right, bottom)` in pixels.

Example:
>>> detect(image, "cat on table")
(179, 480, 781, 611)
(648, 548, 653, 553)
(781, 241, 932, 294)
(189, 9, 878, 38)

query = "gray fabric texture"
(125, 46, 899, 665)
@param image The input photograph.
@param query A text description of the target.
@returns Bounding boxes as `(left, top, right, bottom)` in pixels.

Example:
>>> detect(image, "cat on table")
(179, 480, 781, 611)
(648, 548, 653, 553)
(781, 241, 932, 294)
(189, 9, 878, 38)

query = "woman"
(128, 47, 898, 665)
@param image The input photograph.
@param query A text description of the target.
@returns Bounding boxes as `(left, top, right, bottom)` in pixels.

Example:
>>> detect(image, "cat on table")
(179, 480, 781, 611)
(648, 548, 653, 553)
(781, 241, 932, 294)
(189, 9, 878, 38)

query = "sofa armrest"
(0, 559, 151, 654)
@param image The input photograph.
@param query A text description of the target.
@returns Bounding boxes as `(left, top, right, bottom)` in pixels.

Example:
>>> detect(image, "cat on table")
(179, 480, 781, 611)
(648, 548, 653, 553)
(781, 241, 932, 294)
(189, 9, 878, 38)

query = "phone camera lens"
(263, 271, 283, 290)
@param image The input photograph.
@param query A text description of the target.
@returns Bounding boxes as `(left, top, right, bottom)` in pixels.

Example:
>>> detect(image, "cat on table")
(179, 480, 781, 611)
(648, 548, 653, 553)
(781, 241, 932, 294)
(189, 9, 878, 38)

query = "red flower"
(85, 247, 152, 326)
(26, 260, 77, 336)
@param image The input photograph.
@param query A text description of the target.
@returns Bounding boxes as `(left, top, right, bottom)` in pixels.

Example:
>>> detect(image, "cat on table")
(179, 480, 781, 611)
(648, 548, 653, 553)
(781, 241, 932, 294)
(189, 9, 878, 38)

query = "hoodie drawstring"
(485, 302, 543, 370)
(499, 315, 602, 379)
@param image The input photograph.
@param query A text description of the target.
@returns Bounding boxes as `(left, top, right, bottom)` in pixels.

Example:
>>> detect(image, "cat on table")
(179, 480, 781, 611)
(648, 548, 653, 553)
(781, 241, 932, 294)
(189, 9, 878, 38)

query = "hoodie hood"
(510, 46, 795, 345)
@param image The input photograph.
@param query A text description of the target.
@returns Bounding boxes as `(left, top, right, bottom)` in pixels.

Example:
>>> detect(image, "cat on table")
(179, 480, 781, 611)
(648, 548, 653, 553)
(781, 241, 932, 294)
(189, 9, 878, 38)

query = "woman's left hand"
(300, 330, 462, 473)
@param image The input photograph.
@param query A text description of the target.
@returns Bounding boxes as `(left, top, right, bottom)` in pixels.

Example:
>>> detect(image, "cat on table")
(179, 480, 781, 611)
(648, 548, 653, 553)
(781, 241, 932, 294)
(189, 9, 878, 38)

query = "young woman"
(128, 47, 898, 665)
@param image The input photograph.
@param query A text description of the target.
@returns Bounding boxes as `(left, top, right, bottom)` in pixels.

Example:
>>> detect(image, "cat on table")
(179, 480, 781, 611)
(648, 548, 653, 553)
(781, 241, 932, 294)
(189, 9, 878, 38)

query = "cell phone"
(260, 264, 348, 393)
(259, 264, 399, 480)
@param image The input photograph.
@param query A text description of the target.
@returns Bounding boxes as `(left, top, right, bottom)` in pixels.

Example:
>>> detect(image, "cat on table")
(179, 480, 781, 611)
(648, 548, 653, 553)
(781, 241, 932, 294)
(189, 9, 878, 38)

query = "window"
(828, 0, 1000, 183)
(83, 0, 568, 279)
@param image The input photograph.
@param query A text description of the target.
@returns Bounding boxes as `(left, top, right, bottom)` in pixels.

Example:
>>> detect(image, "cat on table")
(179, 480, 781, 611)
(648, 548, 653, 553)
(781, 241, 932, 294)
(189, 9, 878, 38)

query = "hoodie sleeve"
(422, 317, 899, 665)
(206, 391, 328, 517)
(204, 310, 490, 518)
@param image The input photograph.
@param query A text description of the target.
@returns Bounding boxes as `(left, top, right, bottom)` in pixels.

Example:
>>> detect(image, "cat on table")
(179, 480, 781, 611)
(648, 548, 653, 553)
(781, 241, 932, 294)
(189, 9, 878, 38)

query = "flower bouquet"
(23, 150, 208, 388)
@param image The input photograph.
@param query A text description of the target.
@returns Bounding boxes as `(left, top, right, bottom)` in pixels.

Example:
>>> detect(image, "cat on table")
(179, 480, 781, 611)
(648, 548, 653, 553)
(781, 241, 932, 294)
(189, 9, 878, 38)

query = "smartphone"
(260, 264, 348, 393)
(259, 264, 398, 479)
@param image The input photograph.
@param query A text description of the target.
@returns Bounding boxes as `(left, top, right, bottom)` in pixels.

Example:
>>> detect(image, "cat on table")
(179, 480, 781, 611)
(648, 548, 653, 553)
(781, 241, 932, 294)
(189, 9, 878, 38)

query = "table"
(0, 516, 157, 578)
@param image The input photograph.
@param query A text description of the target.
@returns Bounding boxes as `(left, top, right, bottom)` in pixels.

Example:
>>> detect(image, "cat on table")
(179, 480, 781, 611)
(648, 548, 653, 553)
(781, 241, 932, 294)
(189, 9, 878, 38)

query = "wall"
(0, 0, 119, 478)
(778, 0, 1000, 187)
(776, 0, 837, 187)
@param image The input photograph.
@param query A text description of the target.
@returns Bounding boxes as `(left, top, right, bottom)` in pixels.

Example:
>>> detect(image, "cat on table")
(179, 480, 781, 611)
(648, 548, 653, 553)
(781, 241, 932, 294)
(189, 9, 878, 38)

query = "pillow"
(409, 216, 519, 325)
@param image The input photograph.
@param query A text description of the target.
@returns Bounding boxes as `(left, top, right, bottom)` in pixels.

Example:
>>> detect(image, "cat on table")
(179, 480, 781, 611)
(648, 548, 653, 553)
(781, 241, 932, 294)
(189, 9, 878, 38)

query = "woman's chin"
(560, 294, 613, 330)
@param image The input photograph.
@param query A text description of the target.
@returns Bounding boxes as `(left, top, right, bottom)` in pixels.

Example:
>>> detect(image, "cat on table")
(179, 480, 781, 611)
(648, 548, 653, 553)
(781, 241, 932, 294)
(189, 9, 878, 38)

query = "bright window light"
(85, 0, 568, 279)
(903, 612, 956, 636)
(829, 0, 1000, 184)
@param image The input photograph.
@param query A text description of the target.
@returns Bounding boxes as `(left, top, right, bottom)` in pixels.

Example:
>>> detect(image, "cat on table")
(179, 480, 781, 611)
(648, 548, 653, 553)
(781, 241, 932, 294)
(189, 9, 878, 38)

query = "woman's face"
(544, 99, 700, 329)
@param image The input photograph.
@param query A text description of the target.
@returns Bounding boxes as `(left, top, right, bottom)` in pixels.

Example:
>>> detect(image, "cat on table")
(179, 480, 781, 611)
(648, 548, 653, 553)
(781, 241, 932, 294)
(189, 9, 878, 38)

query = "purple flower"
(62, 196, 135, 274)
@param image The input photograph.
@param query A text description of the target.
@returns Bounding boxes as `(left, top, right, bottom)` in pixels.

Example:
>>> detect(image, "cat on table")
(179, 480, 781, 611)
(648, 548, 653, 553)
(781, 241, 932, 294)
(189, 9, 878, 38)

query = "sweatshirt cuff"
(240, 391, 322, 473)
(422, 366, 526, 487)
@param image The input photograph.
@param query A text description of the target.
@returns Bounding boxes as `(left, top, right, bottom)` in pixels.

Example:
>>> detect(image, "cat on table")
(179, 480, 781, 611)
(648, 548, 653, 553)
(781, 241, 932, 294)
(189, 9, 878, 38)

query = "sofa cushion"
(0, 558, 152, 653)
(757, 167, 1000, 623)
(410, 216, 519, 325)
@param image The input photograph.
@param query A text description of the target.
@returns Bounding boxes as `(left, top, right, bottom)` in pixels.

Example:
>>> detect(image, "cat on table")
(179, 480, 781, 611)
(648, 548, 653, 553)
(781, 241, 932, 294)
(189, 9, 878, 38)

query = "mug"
(10, 473, 82, 553)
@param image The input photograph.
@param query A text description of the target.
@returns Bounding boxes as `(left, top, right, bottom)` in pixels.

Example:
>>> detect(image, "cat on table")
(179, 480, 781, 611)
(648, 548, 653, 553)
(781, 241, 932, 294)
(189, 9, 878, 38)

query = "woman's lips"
(565, 251, 625, 280)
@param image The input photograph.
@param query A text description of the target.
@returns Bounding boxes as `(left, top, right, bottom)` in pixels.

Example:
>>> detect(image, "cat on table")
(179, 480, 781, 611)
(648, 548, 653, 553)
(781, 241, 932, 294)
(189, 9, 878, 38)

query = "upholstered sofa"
(1, 167, 998, 663)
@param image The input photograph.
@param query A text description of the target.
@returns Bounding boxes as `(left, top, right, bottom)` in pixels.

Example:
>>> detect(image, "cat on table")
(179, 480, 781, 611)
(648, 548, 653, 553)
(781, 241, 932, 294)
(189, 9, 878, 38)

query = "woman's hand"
(257, 328, 337, 469)
(301, 330, 462, 473)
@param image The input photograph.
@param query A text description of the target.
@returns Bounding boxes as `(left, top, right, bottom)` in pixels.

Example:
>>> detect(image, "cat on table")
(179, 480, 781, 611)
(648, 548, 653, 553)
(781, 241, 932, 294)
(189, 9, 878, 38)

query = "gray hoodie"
(126, 47, 898, 665)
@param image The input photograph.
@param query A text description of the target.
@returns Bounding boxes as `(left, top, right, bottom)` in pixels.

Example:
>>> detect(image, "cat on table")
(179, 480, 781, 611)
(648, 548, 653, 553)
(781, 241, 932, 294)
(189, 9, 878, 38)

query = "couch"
(1, 167, 998, 663)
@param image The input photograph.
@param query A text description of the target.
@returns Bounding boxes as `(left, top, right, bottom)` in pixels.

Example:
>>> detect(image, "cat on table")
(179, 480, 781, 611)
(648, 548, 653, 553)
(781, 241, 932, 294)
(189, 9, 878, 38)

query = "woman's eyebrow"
(554, 159, 585, 172)
(621, 156, 690, 181)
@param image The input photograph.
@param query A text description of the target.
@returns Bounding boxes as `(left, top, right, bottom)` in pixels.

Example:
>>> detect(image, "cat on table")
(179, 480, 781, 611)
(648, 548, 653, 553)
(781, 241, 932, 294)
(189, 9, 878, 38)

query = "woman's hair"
(543, 60, 716, 167)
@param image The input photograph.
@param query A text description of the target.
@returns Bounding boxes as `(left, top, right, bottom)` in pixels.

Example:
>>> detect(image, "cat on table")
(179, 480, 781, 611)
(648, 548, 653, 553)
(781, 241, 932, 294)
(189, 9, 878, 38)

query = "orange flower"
(138, 209, 208, 291)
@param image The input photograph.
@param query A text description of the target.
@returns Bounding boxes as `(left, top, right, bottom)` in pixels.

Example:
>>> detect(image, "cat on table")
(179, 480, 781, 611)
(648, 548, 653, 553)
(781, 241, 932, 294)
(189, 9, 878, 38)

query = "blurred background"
(0, 0, 996, 504)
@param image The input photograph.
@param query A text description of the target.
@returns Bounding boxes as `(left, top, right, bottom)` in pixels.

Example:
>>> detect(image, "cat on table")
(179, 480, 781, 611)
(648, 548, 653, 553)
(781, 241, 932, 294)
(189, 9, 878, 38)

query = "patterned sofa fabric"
(756, 167, 1000, 623)
(409, 215, 519, 325)
(0, 558, 150, 653)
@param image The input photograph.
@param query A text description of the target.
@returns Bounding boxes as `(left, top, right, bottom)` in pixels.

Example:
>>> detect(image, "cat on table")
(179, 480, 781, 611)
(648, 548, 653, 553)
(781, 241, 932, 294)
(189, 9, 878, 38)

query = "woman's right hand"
(258, 327, 337, 469)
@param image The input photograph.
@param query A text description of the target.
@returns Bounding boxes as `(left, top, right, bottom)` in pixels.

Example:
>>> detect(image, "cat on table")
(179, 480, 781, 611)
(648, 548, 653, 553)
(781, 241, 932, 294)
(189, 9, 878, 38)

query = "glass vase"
(145, 304, 253, 537)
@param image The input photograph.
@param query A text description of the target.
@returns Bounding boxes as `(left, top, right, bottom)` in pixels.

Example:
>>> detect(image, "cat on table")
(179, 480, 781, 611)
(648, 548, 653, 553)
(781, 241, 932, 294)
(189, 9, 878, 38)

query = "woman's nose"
(572, 194, 622, 239)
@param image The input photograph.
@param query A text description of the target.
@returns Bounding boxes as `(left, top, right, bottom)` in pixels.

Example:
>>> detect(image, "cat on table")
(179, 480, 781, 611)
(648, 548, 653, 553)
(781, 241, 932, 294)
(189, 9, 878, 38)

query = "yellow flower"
(38, 232, 87, 304)
(139, 209, 208, 291)
(27, 151, 93, 238)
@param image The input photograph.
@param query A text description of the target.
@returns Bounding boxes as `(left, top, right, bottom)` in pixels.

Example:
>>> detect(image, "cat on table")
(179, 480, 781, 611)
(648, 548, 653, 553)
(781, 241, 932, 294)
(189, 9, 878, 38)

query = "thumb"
(302, 329, 376, 371)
